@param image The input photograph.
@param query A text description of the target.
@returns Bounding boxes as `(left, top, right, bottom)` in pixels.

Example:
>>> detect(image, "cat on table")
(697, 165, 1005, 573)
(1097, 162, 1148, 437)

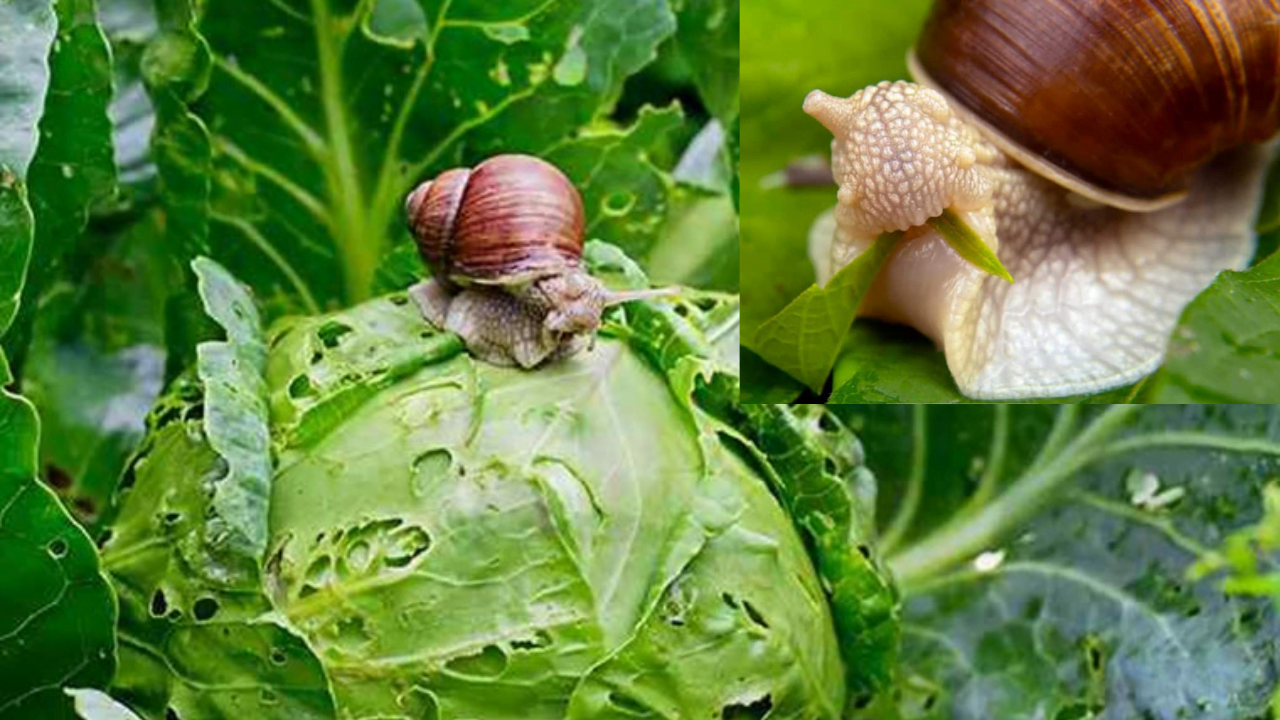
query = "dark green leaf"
(672, 0, 739, 122)
(739, 347, 802, 404)
(0, 0, 56, 337)
(22, 230, 171, 531)
(0, 352, 116, 720)
(751, 231, 899, 392)
(9, 0, 118, 368)
(841, 405, 1280, 720)
(1145, 251, 1280, 403)
(157, 0, 676, 315)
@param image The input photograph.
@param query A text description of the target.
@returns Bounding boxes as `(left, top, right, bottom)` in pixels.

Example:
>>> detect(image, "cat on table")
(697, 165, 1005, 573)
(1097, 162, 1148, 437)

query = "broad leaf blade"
(1145, 252, 1280, 402)
(170, 0, 677, 314)
(104, 373, 337, 720)
(0, 352, 116, 720)
(751, 231, 899, 392)
(842, 405, 1280, 720)
(673, 0, 739, 123)
(191, 257, 272, 588)
(0, 0, 55, 336)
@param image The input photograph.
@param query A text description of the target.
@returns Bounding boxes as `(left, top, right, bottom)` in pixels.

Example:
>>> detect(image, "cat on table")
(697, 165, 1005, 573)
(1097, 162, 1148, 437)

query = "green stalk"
(889, 405, 1142, 592)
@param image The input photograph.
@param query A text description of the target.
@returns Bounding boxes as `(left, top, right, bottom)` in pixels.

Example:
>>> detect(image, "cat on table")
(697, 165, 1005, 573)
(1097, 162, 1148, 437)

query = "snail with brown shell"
(803, 0, 1280, 399)
(405, 154, 664, 368)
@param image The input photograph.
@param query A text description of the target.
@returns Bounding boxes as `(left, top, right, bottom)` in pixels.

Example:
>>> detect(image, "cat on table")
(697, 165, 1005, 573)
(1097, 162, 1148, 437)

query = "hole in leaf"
(260, 688, 279, 705)
(602, 190, 635, 216)
(856, 544, 872, 560)
(167, 608, 182, 621)
(607, 691, 650, 715)
(270, 648, 288, 666)
(510, 630, 552, 651)
(193, 597, 220, 621)
(385, 526, 432, 568)
(166, 708, 181, 720)
(72, 496, 98, 520)
(317, 321, 353, 349)
(47, 538, 68, 558)
(151, 590, 169, 617)
(742, 600, 769, 629)
(390, 295, 409, 306)
(722, 695, 772, 719)
(444, 644, 508, 678)
(288, 374, 315, 399)
(45, 465, 73, 490)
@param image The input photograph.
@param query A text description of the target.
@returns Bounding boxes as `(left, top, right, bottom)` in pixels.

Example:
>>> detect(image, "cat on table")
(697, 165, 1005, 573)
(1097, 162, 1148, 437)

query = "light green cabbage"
(101, 257, 895, 720)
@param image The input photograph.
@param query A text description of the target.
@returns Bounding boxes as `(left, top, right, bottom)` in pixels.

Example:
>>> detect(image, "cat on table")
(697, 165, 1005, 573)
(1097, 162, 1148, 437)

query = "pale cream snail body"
(806, 0, 1280, 400)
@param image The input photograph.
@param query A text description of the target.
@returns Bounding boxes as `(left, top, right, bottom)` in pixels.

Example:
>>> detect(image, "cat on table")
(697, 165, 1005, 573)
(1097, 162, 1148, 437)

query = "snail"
(803, 0, 1280, 399)
(405, 154, 666, 368)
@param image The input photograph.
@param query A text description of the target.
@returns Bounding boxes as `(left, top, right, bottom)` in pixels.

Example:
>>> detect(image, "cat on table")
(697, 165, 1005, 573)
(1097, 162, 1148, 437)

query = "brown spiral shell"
(405, 154, 586, 284)
(912, 0, 1280, 207)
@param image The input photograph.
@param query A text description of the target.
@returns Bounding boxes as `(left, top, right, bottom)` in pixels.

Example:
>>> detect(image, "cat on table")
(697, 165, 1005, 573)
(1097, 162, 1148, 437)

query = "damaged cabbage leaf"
(148, 0, 681, 315)
(103, 255, 886, 719)
(0, 3, 118, 718)
(839, 405, 1280, 720)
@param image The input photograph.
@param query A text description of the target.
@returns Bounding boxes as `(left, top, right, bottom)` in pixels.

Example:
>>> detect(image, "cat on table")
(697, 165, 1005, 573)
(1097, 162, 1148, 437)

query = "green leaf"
(545, 104, 686, 276)
(1144, 251, 1280, 402)
(155, 0, 677, 315)
(740, 0, 931, 340)
(8, 0, 118, 369)
(841, 405, 1280, 720)
(927, 209, 1012, 283)
(0, 350, 117, 720)
(829, 323, 1140, 404)
(672, 0, 739, 122)
(103, 374, 337, 720)
(190, 257, 272, 588)
(0, 0, 56, 337)
(751, 231, 899, 392)
(740, 346, 802, 403)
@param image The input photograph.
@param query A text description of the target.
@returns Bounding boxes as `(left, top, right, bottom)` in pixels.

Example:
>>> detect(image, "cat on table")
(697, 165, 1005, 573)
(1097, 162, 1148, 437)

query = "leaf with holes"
(150, 0, 682, 317)
(98, 254, 877, 719)
(0, 351, 117, 720)
(835, 405, 1280, 720)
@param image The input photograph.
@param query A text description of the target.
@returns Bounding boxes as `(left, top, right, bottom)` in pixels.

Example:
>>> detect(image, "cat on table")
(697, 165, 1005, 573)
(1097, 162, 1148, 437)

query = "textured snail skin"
(404, 154, 604, 368)
(806, 81, 1274, 400)
(409, 277, 598, 368)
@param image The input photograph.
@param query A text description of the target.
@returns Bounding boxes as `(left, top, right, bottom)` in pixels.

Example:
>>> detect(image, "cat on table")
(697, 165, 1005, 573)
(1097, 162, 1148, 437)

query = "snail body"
(405, 154, 653, 368)
(803, 0, 1280, 399)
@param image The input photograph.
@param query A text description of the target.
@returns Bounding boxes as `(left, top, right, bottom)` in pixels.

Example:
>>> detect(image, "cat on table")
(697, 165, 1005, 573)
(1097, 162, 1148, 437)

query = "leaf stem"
(960, 405, 1009, 514)
(1087, 432, 1280, 463)
(880, 405, 927, 553)
(1026, 405, 1080, 475)
(310, 0, 373, 302)
(889, 405, 1142, 592)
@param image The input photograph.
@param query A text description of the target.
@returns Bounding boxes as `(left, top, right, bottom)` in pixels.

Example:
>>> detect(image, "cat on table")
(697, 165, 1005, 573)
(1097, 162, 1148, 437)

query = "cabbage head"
(101, 256, 896, 720)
